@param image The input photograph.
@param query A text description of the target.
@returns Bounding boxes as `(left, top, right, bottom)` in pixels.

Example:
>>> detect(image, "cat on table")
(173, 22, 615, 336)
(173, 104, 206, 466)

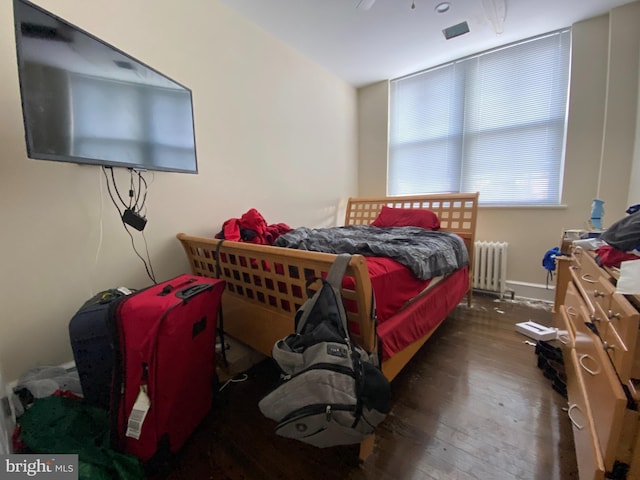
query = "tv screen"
(13, 0, 198, 174)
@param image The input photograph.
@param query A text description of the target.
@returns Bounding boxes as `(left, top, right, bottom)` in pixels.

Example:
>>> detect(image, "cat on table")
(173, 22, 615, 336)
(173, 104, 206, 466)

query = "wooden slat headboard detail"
(345, 192, 479, 237)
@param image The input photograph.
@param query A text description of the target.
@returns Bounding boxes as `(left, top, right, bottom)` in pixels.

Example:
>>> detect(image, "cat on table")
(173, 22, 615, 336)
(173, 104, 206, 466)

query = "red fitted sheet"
(343, 258, 468, 359)
(363, 257, 433, 323)
(376, 266, 468, 359)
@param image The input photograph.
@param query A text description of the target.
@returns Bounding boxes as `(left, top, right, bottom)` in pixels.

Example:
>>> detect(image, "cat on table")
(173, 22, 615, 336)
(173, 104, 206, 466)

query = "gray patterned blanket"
(274, 225, 468, 280)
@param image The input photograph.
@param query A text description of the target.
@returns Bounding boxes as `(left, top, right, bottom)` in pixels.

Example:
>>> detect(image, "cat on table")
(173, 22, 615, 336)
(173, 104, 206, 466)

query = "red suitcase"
(110, 274, 225, 464)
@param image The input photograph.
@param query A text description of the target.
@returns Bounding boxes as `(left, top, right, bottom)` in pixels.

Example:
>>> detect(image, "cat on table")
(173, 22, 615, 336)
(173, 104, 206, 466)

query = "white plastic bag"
(0, 365, 14, 454)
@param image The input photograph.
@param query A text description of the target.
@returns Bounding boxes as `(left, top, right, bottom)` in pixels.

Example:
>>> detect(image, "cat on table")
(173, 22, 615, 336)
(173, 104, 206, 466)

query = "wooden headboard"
(345, 192, 478, 232)
(344, 192, 479, 272)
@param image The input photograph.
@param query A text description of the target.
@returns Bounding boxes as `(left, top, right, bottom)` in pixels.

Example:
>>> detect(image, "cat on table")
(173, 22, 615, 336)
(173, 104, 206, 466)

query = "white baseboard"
(505, 280, 555, 303)
(473, 281, 555, 302)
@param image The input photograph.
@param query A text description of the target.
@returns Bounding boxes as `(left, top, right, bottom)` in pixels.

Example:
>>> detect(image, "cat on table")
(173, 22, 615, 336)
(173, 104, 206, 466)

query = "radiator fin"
(473, 241, 508, 297)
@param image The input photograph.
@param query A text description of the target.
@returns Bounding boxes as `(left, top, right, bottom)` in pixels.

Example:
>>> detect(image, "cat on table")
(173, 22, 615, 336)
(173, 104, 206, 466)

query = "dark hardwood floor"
(163, 293, 578, 480)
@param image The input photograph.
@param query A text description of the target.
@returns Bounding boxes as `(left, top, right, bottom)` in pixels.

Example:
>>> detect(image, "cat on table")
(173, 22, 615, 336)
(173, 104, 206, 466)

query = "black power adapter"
(122, 208, 147, 231)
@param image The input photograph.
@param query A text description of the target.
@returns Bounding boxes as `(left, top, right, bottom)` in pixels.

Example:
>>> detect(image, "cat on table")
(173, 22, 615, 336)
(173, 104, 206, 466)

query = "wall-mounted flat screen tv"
(13, 0, 198, 174)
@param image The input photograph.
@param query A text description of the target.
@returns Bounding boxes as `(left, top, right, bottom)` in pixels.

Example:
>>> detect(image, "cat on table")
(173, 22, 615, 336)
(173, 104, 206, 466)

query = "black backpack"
(258, 254, 391, 447)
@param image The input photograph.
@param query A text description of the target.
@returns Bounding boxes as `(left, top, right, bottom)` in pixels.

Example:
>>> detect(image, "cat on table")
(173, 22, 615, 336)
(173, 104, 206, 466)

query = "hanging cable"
(128, 169, 136, 209)
(133, 170, 148, 213)
(102, 166, 157, 285)
(123, 224, 157, 284)
(141, 230, 157, 284)
(108, 167, 129, 209)
(102, 167, 123, 217)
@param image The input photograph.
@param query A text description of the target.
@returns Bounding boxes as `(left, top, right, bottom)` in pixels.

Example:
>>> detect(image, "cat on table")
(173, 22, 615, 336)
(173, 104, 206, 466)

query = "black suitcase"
(68, 288, 132, 409)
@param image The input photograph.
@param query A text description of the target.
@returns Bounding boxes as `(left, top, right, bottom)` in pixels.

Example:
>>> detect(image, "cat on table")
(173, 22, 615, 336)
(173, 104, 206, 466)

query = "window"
(388, 30, 571, 206)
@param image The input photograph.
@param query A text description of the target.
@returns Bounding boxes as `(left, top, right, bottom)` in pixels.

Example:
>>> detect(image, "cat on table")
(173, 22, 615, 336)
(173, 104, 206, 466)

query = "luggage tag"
(125, 386, 151, 440)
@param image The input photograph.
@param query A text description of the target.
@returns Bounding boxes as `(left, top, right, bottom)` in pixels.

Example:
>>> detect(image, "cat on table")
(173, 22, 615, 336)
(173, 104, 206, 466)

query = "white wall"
(628, 47, 640, 206)
(0, 0, 357, 382)
(599, 2, 640, 216)
(358, 81, 389, 196)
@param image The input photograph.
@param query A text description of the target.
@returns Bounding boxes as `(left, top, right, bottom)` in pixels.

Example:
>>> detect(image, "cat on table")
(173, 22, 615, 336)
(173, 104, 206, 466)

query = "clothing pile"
(595, 207, 640, 268)
(14, 394, 144, 480)
(215, 208, 292, 245)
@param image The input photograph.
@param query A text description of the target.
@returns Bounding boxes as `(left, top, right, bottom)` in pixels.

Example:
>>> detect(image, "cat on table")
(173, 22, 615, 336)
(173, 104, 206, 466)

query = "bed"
(177, 192, 478, 457)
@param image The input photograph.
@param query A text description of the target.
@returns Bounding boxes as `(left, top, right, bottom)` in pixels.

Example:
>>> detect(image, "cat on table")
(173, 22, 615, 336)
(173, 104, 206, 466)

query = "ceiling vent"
(443, 21, 470, 40)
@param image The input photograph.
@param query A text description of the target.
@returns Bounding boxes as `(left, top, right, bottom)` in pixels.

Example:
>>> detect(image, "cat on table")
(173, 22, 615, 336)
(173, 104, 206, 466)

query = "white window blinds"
(389, 29, 571, 206)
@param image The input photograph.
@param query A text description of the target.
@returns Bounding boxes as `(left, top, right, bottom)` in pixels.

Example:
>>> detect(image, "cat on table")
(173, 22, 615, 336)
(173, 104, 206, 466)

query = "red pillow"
(370, 206, 440, 230)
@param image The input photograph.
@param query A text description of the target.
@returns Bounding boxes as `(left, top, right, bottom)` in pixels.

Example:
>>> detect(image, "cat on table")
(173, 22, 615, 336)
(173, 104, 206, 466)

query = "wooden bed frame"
(177, 192, 478, 457)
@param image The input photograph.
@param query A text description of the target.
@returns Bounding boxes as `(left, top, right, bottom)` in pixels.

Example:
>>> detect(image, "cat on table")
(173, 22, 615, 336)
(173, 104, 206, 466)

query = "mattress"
(376, 266, 468, 359)
(363, 257, 435, 323)
(343, 257, 468, 359)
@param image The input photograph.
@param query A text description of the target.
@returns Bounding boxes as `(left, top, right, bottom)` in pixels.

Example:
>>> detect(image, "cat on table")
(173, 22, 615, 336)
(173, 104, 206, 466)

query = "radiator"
(473, 241, 508, 297)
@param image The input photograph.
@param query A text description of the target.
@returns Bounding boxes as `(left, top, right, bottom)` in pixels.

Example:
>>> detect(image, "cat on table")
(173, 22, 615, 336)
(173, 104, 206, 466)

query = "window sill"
(479, 204, 568, 209)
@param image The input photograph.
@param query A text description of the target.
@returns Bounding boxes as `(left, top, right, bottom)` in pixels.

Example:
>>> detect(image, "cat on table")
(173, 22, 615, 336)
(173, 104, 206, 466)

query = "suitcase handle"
(158, 278, 197, 296)
(176, 283, 214, 300)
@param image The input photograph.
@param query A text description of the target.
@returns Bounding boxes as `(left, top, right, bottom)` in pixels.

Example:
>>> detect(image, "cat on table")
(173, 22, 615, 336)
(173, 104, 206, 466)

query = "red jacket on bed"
(216, 208, 292, 245)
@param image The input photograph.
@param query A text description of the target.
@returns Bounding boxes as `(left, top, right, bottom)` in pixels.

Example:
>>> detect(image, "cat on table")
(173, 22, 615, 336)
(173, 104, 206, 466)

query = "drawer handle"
(566, 306, 577, 317)
(593, 290, 605, 298)
(579, 354, 601, 376)
(608, 310, 621, 320)
(568, 404, 585, 430)
(589, 314, 601, 323)
(603, 342, 615, 352)
(581, 274, 597, 284)
(557, 332, 570, 345)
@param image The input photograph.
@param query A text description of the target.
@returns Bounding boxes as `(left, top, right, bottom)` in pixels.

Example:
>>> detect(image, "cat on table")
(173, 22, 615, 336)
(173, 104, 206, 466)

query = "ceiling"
(219, 0, 637, 88)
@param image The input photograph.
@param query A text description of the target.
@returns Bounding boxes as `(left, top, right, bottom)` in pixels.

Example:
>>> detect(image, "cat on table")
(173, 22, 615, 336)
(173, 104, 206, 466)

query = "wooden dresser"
(554, 246, 640, 479)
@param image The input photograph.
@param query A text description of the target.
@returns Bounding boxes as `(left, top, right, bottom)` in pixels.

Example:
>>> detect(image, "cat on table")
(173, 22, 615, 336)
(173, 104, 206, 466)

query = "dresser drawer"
(570, 267, 614, 317)
(571, 310, 627, 471)
(565, 288, 599, 340)
(564, 347, 606, 480)
(557, 305, 575, 348)
(600, 319, 632, 383)
(573, 248, 614, 284)
(564, 281, 591, 335)
(607, 293, 640, 361)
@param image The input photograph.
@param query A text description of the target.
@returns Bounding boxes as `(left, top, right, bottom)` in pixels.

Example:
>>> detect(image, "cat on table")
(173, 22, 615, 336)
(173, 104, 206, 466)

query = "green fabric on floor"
(17, 395, 144, 480)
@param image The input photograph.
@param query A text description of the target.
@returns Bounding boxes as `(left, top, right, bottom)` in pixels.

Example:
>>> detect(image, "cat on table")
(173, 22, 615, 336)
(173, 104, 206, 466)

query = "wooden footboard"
(176, 235, 377, 354)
